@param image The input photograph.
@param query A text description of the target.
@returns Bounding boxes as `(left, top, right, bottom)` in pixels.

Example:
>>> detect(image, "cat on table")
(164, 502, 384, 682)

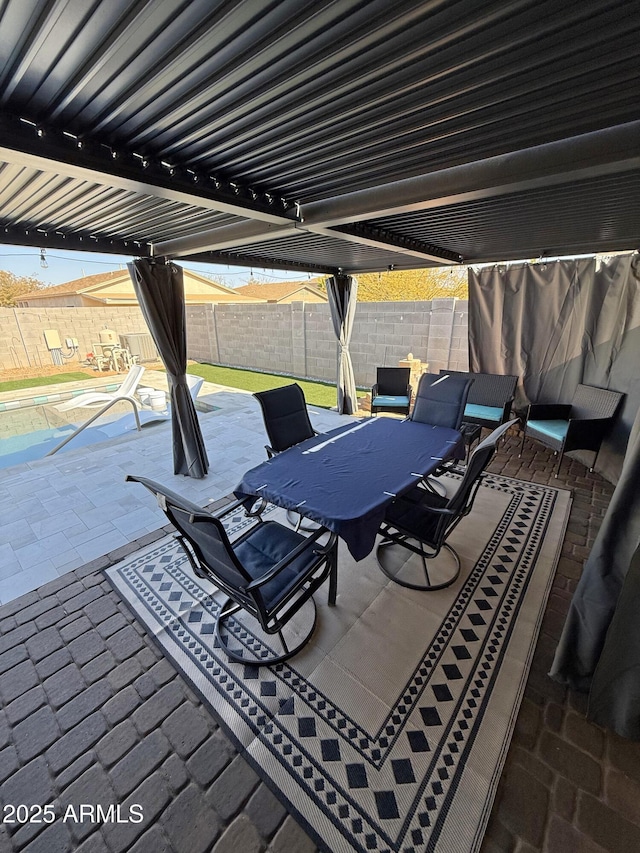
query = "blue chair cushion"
(372, 395, 410, 408)
(464, 403, 503, 423)
(527, 419, 569, 443)
(233, 521, 318, 609)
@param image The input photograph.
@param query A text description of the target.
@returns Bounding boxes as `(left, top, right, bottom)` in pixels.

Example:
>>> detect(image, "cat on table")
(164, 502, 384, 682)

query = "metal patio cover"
(0, 0, 639, 274)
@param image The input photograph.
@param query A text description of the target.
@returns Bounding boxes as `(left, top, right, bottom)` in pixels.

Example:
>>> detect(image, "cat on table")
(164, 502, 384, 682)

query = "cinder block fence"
(0, 299, 469, 383)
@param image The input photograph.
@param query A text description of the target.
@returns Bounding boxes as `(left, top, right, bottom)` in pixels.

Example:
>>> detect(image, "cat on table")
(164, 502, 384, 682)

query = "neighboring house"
(15, 269, 265, 307)
(233, 280, 328, 303)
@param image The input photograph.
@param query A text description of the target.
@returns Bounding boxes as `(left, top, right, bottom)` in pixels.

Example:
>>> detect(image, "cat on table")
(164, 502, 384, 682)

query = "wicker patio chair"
(371, 367, 412, 416)
(519, 383, 624, 476)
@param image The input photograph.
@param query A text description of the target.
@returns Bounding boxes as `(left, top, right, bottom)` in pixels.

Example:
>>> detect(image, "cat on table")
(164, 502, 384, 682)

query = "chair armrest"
(371, 383, 379, 397)
(193, 496, 266, 522)
(246, 527, 336, 590)
(501, 397, 514, 421)
(565, 416, 614, 444)
(526, 403, 572, 420)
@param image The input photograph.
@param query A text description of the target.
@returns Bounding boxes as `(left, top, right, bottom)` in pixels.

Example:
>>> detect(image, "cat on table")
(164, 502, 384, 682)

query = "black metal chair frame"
(253, 383, 317, 457)
(411, 373, 474, 431)
(519, 383, 624, 476)
(409, 372, 475, 495)
(377, 420, 515, 591)
(254, 383, 319, 530)
(127, 475, 338, 665)
(370, 367, 413, 416)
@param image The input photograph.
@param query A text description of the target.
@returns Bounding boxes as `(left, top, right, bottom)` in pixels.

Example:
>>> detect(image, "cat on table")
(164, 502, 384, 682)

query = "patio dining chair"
(411, 372, 474, 429)
(253, 383, 317, 457)
(127, 474, 338, 665)
(254, 383, 320, 530)
(376, 419, 515, 591)
(519, 383, 624, 476)
(370, 367, 412, 416)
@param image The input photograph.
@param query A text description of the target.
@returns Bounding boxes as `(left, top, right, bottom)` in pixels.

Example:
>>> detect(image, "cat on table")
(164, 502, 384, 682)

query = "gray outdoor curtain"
(128, 259, 209, 479)
(326, 274, 358, 415)
(468, 252, 640, 738)
(549, 405, 640, 736)
(468, 253, 640, 482)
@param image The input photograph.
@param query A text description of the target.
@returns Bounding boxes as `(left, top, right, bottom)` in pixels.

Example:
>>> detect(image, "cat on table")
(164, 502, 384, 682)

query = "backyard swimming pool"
(0, 387, 219, 470)
(0, 400, 166, 470)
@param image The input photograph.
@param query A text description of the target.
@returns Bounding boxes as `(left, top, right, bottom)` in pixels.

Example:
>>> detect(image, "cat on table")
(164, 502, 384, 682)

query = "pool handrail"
(45, 395, 142, 457)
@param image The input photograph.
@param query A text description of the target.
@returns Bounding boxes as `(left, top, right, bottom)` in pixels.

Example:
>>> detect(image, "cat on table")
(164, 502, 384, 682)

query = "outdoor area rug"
(106, 472, 571, 853)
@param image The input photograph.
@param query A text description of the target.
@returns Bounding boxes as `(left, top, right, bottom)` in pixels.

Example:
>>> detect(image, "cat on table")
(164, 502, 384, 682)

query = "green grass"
(187, 363, 364, 409)
(0, 372, 93, 394)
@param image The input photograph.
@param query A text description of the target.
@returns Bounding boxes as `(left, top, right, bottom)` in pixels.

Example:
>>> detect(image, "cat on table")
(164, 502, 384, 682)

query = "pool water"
(0, 401, 159, 470)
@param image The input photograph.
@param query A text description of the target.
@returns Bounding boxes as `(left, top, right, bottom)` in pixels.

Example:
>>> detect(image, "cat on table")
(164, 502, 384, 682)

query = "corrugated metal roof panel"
(0, 0, 638, 269)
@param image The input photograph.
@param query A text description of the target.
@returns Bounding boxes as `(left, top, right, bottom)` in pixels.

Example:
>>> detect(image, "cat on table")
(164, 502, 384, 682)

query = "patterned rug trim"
(105, 473, 571, 853)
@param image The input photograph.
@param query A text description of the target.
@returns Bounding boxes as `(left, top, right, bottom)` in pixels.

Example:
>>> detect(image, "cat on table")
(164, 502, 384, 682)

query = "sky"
(0, 244, 313, 288)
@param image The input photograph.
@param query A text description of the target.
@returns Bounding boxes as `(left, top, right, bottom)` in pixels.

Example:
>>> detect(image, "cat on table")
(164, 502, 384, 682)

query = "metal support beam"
(154, 220, 298, 256)
(303, 121, 640, 226)
(0, 113, 300, 226)
(313, 223, 462, 264)
(0, 224, 141, 256)
(152, 122, 640, 265)
(182, 249, 338, 276)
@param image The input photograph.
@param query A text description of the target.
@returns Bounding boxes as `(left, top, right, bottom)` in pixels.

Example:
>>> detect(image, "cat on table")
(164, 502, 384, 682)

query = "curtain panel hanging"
(326, 274, 358, 415)
(468, 252, 640, 738)
(127, 259, 209, 479)
(468, 253, 640, 482)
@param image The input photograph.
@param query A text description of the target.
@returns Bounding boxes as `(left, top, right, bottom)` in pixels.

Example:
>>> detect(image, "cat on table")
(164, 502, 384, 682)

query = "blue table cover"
(235, 418, 464, 560)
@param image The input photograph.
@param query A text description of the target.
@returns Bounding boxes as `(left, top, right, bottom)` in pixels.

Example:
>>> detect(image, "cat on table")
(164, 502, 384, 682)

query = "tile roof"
(234, 280, 326, 301)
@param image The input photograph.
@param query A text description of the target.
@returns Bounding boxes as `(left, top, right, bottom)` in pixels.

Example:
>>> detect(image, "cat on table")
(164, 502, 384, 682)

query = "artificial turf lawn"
(0, 373, 93, 393)
(187, 363, 363, 409)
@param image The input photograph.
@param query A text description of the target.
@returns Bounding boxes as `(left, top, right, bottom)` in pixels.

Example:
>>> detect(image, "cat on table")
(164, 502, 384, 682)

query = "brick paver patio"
(1, 432, 639, 853)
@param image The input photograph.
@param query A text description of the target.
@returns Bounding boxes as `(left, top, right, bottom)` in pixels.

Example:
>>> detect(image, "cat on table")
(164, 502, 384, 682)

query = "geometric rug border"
(105, 474, 572, 853)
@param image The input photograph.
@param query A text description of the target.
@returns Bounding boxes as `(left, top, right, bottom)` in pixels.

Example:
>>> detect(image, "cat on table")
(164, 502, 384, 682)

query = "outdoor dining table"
(234, 417, 465, 561)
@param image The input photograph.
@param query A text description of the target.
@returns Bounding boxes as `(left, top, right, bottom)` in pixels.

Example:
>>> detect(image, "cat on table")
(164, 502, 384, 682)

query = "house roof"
(22, 268, 262, 304)
(234, 281, 327, 302)
(0, 1, 639, 274)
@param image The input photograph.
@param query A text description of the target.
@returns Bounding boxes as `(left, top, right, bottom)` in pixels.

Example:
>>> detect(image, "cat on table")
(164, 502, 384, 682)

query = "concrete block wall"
(0, 299, 469, 379)
(0, 307, 149, 371)
(185, 299, 469, 386)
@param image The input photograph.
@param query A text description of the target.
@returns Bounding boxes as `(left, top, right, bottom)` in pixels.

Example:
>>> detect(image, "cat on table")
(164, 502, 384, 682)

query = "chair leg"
(328, 547, 338, 606)
(419, 542, 432, 588)
(376, 538, 461, 591)
(215, 596, 318, 665)
(519, 428, 527, 457)
(286, 509, 319, 532)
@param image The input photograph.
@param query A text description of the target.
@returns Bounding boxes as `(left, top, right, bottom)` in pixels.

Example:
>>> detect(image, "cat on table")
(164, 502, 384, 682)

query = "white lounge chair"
(99, 374, 205, 436)
(55, 364, 146, 411)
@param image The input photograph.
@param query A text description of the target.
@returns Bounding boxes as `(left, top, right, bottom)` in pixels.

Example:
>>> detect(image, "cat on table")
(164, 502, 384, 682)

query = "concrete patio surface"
(1, 387, 640, 853)
(0, 374, 347, 605)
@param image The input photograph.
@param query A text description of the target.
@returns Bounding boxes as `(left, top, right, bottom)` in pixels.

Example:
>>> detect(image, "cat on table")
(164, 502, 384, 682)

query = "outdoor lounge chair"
(519, 383, 624, 476)
(55, 363, 145, 411)
(98, 374, 204, 435)
(127, 474, 338, 665)
(370, 367, 412, 416)
(377, 419, 515, 590)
